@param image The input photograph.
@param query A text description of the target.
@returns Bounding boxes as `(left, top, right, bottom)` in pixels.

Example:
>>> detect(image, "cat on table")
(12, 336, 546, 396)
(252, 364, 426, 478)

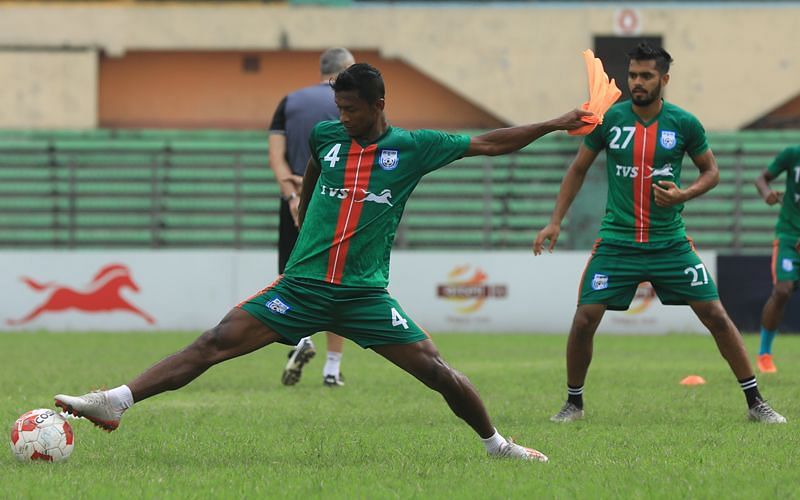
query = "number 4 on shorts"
(391, 307, 409, 329)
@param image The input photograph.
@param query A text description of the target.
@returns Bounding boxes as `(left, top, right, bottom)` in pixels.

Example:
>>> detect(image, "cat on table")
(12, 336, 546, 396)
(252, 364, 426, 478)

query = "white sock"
(107, 385, 134, 411)
(480, 428, 507, 454)
(323, 351, 342, 378)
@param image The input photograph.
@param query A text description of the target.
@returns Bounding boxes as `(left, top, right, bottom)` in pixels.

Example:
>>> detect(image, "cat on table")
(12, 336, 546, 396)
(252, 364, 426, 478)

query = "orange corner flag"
(680, 375, 706, 386)
(568, 49, 622, 136)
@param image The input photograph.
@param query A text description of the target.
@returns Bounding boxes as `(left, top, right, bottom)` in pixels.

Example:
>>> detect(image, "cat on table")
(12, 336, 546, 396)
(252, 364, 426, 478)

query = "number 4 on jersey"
(324, 143, 342, 168)
(391, 307, 409, 329)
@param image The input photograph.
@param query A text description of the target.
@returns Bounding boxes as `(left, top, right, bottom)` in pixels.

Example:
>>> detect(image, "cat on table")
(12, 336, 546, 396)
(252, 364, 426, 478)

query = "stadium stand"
(1, 129, 799, 253)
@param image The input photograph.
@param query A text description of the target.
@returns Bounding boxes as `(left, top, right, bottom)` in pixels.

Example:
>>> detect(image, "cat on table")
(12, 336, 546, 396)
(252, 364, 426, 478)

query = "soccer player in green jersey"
(55, 63, 590, 462)
(754, 146, 800, 373)
(534, 43, 786, 424)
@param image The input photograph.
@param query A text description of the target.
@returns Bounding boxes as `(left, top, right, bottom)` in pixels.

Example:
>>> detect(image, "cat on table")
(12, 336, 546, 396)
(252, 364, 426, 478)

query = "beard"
(631, 82, 661, 106)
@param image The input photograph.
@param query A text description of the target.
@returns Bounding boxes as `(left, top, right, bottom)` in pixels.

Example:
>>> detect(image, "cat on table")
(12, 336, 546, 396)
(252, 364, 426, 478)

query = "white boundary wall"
(0, 250, 716, 334)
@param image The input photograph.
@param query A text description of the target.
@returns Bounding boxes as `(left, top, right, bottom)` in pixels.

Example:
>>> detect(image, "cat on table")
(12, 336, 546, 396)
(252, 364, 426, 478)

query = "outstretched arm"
(653, 149, 720, 207)
(297, 158, 321, 228)
(533, 145, 599, 254)
(465, 109, 592, 157)
(755, 169, 782, 205)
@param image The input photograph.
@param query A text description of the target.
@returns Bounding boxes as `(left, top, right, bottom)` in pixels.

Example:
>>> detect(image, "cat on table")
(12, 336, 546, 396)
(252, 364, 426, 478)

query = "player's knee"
(572, 311, 600, 337)
(424, 356, 459, 391)
(191, 326, 225, 363)
(702, 304, 731, 332)
(772, 283, 793, 303)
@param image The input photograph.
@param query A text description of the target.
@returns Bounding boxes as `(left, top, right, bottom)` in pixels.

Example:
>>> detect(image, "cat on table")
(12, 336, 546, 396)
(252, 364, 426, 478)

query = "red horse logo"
(7, 263, 155, 326)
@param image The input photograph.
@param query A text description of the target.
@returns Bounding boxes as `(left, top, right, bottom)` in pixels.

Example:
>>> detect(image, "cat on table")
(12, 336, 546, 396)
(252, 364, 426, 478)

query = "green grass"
(1, 333, 798, 499)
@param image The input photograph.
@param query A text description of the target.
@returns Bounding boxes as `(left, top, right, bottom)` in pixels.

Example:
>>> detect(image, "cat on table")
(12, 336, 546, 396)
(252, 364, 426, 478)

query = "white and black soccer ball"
(9, 409, 74, 462)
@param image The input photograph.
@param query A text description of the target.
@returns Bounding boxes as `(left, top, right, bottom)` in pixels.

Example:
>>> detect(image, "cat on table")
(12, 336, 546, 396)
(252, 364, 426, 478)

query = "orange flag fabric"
(568, 49, 622, 136)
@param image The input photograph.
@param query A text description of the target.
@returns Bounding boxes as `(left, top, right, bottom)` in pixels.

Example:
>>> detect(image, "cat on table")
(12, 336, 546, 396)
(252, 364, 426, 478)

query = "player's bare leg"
(127, 309, 282, 401)
(565, 304, 607, 387)
(757, 281, 793, 373)
(55, 309, 283, 430)
(689, 300, 753, 379)
(689, 300, 786, 423)
(761, 282, 793, 332)
(552, 304, 606, 422)
(371, 339, 547, 461)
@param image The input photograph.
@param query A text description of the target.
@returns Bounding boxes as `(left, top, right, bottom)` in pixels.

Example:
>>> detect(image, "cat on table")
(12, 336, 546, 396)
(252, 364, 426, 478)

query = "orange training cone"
(680, 375, 706, 385)
(569, 49, 622, 136)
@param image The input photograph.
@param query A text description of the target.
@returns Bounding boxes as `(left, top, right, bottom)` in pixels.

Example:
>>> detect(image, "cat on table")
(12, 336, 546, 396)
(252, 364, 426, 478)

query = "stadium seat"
(0, 128, 796, 251)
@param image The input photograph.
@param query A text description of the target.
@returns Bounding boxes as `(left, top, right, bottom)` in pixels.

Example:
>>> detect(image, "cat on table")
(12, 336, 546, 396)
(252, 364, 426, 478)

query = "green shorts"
(771, 238, 800, 284)
(237, 275, 429, 348)
(578, 238, 719, 311)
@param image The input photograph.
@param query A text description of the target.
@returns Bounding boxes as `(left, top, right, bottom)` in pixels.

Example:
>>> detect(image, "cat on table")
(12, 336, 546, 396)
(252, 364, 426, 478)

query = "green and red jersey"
(766, 146, 800, 241)
(584, 100, 709, 244)
(284, 121, 470, 287)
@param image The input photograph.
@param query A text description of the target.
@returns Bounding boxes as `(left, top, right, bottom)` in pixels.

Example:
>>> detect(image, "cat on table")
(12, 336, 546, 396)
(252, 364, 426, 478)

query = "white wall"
(0, 50, 97, 129)
(0, 4, 797, 129)
(0, 250, 715, 334)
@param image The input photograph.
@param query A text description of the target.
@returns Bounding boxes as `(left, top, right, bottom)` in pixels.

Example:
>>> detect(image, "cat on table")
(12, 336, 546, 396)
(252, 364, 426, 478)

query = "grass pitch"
(2, 332, 798, 499)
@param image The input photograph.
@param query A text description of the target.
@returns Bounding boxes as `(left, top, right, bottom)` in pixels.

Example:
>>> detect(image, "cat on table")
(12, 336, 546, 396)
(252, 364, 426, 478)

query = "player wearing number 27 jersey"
(586, 99, 708, 244)
(535, 43, 786, 425)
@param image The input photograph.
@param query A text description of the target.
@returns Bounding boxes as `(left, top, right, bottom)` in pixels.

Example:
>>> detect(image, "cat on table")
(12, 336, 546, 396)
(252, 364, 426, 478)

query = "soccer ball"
(9, 409, 74, 462)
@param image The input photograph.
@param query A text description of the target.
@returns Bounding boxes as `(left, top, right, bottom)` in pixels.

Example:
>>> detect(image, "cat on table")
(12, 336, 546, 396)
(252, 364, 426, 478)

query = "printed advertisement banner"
(389, 251, 717, 334)
(1, 250, 716, 334)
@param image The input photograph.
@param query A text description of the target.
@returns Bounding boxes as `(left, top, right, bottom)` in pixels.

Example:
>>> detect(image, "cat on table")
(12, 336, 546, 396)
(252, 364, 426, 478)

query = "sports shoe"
(54, 391, 123, 432)
(492, 439, 549, 462)
(757, 354, 777, 373)
(748, 400, 787, 424)
(323, 373, 345, 387)
(550, 401, 584, 423)
(281, 337, 316, 386)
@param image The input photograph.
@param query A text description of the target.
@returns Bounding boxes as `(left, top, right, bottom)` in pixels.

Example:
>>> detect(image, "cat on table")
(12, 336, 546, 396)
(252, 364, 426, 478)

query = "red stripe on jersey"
(632, 122, 658, 243)
(325, 142, 377, 284)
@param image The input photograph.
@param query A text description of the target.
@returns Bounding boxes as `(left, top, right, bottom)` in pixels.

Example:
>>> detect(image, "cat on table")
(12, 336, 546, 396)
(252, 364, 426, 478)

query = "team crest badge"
(266, 296, 291, 315)
(660, 130, 677, 150)
(782, 259, 794, 272)
(591, 274, 609, 291)
(379, 149, 399, 170)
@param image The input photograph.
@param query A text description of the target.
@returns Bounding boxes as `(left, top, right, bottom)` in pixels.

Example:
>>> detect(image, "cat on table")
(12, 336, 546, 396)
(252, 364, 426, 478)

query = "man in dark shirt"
(268, 47, 355, 387)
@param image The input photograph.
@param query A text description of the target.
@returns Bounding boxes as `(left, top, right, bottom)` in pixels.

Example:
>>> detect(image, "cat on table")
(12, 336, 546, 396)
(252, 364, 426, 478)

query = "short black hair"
(627, 43, 674, 75)
(331, 63, 385, 105)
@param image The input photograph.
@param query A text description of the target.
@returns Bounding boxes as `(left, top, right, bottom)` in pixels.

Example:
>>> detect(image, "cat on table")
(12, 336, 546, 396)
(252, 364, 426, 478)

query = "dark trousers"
(278, 199, 300, 274)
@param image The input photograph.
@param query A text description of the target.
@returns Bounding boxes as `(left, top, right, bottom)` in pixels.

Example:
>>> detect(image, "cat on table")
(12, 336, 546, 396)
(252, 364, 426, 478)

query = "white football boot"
(550, 401, 585, 423)
(281, 337, 317, 386)
(748, 400, 787, 424)
(492, 439, 549, 463)
(54, 391, 123, 431)
(323, 373, 345, 387)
